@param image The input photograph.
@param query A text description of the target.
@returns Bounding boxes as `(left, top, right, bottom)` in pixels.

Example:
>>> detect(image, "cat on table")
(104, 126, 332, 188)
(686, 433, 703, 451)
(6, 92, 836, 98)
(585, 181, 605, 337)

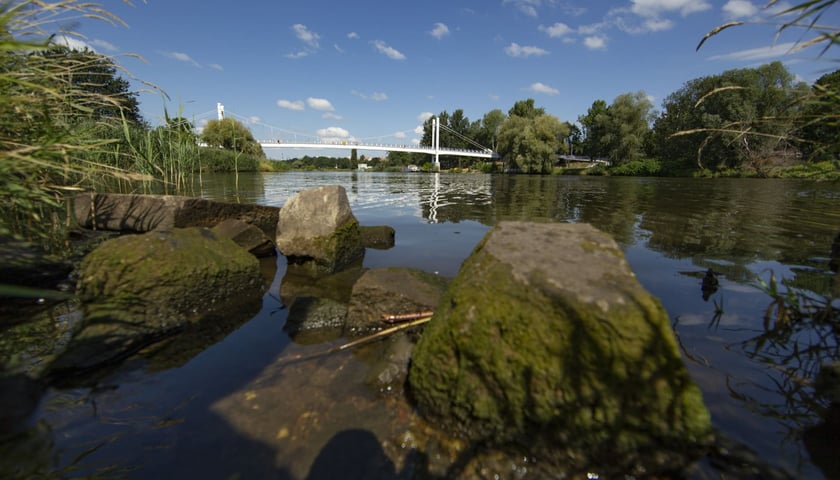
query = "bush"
(608, 158, 662, 176)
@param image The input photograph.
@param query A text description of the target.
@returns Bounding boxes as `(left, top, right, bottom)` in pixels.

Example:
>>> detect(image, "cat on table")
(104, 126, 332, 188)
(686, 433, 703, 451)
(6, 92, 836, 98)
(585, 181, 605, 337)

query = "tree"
(797, 69, 840, 160)
(563, 122, 582, 156)
(508, 98, 545, 119)
(477, 109, 506, 151)
(201, 118, 264, 157)
(578, 100, 609, 158)
(497, 112, 567, 173)
(36, 46, 144, 125)
(600, 91, 655, 164)
(653, 61, 806, 173)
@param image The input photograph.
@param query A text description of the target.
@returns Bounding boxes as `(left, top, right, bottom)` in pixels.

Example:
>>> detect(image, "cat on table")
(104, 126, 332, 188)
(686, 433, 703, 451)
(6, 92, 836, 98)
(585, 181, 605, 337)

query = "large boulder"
(73, 193, 280, 236)
(276, 186, 363, 272)
(49, 228, 263, 375)
(409, 221, 712, 475)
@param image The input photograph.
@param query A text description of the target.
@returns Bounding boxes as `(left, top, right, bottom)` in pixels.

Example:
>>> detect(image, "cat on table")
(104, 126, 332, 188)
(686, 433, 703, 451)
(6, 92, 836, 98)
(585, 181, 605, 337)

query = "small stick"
(339, 316, 432, 350)
(277, 316, 433, 366)
(381, 310, 434, 324)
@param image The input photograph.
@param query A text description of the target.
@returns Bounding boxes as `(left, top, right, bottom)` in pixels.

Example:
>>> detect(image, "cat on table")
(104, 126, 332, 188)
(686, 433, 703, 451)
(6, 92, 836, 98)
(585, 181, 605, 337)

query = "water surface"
(31, 172, 840, 478)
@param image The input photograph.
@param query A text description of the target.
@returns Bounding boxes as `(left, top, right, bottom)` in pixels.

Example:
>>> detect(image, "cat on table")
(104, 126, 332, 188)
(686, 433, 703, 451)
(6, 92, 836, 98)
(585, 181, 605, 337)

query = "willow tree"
(201, 118, 264, 157)
(497, 110, 567, 174)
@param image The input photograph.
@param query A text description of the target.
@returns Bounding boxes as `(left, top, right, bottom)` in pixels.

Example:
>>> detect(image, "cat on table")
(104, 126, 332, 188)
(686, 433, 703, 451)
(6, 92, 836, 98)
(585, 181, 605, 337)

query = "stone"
(49, 227, 263, 374)
(212, 218, 276, 257)
(345, 267, 448, 334)
(73, 193, 280, 236)
(276, 185, 363, 272)
(360, 225, 396, 250)
(408, 221, 712, 475)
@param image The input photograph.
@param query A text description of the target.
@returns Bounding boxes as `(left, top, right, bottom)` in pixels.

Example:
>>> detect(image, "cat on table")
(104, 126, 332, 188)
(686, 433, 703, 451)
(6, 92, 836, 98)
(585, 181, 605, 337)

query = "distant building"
(358, 163, 371, 171)
(406, 164, 420, 172)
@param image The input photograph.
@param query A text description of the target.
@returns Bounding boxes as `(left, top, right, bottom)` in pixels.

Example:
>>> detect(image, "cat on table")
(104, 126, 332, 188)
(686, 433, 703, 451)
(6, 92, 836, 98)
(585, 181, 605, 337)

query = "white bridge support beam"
(432, 117, 440, 171)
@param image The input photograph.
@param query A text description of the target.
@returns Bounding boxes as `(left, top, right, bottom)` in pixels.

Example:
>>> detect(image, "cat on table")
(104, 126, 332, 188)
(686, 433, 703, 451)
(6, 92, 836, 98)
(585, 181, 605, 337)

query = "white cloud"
(285, 51, 309, 59)
(317, 126, 351, 138)
(352, 90, 389, 101)
(394, 131, 407, 139)
(528, 82, 560, 95)
(503, 0, 540, 17)
(53, 35, 89, 51)
(722, 0, 759, 19)
(642, 18, 673, 31)
(164, 51, 201, 67)
(323, 112, 343, 120)
(277, 99, 305, 111)
(412, 138, 421, 145)
(414, 125, 425, 135)
(505, 42, 549, 57)
(334, 44, 345, 54)
(292, 24, 320, 48)
(578, 23, 605, 35)
(347, 32, 359, 39)
(430, 22, 450, 39)
(89, 39, 118, 52)
(417, 112, 434, 122)
(248, 116, 261, 124)
(630, 0, 712, 18)
(539, 22, 572, 38)
(307, 97, 335, 111)
(208, 63, 224, 71)
(707, 41, 798, 61)
(583, 36, 607, 50)
(372, 40, 406, 60)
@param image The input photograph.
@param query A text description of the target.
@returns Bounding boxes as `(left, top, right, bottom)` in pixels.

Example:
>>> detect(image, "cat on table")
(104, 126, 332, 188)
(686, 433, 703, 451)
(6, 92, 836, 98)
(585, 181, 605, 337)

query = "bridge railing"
(258, 139, 495, 156)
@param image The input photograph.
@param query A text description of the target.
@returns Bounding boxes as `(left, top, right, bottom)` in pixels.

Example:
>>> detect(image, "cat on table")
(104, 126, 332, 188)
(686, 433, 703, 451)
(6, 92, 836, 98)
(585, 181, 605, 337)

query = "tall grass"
(0, 1, 141, 249)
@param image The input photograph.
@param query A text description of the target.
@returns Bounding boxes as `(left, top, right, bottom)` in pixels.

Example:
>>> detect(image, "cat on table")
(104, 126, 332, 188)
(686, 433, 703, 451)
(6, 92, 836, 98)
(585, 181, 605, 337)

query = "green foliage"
(197, 147, 260, 173)
(578, 99, 609, 158)
(508, 98, 546, 119)
(654, 61, 807, 174)
(0, 0, 137, 247)
(600, 91, 655, 164)
(608, 158, 662, 176)
(34, 46, 144, 126)
(201, 118, 264, 157)
(497, 110, 568, 174)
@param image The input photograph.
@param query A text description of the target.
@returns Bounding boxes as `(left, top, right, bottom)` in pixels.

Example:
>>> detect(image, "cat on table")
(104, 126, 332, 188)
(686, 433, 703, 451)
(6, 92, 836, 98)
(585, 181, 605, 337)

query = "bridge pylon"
(432, 117, 440, 172)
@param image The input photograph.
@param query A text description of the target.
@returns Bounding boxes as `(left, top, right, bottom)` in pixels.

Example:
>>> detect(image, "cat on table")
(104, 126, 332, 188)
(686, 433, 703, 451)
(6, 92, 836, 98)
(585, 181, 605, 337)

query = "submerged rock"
(212, 218, 276, 257)
(346, 267, 448, 335)
(360, 225, 396, 250)
(276, 185, 363, 273)
(49, 227, 263, 375)
(409, 221, 712, 475)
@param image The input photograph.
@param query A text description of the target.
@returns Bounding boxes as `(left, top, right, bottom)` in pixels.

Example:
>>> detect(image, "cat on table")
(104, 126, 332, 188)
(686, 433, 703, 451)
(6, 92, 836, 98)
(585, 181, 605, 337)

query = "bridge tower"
(217, 102, 225, 121)
(432, 117, 440, 171)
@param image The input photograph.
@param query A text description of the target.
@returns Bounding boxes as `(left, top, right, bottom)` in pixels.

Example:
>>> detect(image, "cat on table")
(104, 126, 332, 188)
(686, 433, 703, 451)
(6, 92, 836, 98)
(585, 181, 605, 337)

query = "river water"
(24, 172, 840, 478)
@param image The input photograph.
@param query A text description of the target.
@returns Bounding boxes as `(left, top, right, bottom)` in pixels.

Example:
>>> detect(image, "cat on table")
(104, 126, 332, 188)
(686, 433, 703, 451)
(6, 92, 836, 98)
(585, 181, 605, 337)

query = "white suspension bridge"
(206, 103, 498, 170)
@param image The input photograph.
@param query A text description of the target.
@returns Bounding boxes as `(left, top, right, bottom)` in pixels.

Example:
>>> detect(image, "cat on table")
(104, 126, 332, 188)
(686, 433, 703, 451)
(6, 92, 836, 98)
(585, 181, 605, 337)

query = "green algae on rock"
(50, 227, 263, 374)
(408, 221, 712, 475)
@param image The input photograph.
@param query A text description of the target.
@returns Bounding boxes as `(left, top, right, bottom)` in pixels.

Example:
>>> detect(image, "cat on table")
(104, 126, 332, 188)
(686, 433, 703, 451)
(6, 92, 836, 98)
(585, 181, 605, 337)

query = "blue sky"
(60, 0, 838, 157)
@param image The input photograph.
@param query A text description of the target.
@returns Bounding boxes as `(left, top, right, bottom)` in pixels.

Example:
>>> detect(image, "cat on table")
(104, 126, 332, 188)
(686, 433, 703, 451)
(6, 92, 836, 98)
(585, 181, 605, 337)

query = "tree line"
(412, 60, 839, 176)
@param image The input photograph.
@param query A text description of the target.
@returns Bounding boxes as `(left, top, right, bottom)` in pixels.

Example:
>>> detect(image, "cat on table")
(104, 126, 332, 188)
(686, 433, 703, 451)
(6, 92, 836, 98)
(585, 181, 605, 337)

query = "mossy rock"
(51, 228, 262, 374)
(408, 221, 712, 475)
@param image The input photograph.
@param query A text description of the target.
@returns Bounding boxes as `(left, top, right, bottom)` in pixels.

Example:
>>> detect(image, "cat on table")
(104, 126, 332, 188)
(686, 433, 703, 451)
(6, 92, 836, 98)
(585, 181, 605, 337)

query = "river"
(23, 172, 840, 478)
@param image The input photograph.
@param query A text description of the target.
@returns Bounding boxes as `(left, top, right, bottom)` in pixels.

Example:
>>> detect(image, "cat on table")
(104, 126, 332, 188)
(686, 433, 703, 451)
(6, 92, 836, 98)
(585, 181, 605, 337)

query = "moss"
(308, 219, 362, 272)
(409, 223, 712, 471)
